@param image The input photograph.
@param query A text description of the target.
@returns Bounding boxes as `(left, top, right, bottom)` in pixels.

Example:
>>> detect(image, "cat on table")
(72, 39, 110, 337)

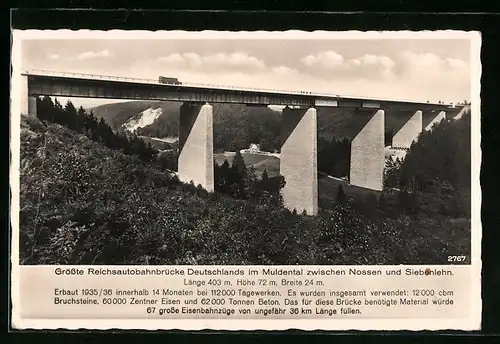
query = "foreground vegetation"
(18, 99, 471, 265)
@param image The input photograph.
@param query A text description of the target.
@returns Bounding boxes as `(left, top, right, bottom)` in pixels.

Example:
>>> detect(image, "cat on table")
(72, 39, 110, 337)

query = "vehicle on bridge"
(158, 76, 182, 85)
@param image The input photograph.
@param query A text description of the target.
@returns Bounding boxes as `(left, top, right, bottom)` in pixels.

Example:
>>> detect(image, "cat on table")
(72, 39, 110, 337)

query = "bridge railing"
(25, 69, 457, 107)
(28, 69, 158, 84)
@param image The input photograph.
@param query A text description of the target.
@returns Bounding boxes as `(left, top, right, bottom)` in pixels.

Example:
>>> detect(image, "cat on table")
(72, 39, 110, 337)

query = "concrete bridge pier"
(21, 75, 37, 117)
(280, 106, 318, 215)
(350, 109, 385, 191)
(178, 102, 214, 192)
(392, 110, 422, 149)
(425, 111, 446, 131)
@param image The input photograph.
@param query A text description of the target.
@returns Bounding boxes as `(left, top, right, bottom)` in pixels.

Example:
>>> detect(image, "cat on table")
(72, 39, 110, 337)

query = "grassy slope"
(318, 175, 381, 209)
(214, 152, 280, 178)
(252, 157, 280, 178)
(19, 115, 471, 265)
(140, 136, 177, 151)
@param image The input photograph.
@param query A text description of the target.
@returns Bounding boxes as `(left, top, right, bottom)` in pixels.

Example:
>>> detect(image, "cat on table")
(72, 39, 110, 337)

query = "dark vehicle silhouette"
(158, 76, 182, 85)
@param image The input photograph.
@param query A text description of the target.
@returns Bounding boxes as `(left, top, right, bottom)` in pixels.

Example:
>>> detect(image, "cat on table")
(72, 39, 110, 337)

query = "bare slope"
(92, 101, 180, 132)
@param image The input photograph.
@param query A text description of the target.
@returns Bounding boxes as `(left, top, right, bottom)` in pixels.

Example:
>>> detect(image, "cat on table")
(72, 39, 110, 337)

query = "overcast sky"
(21, 38, 472, 108)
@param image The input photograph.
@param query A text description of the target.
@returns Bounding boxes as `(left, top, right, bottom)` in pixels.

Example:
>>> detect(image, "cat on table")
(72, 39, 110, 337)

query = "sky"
(21, 38, 472, 108)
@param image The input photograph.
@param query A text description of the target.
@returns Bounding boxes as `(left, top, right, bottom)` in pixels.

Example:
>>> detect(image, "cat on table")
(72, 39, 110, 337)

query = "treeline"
(318, 137, 351, 179)
(385, 114, 470, 192)
(36, 96, 158, 162)
(383, 114, 471, 217)
(214, 151, 284, 204)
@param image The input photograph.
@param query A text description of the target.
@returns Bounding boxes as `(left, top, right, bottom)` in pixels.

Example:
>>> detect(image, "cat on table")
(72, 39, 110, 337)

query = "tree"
(259, 136, 274, 152)
(53, 98, 65, 123)
(261, 169, 269, 182)
(36, 96, 55, 122)
(336, 185, 346, 204)
(75, 106, 87, 132)
(244, 166, 258, 198)
(384, 156, 401, 189)
(317, 136, 351, 178)
(215, 160, 232, 195)
(232, 151, 247, 177)
(64, 100, 77, 115)
(398, 190, 420, 215)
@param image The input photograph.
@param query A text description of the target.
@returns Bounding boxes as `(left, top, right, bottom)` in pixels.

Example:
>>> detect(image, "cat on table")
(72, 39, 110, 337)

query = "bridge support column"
(28, 97, 37, 117)
(392, 110, 422, 149)
(425, 111, 446, 131)
(350, 109, 385, 191)
(280, 106, 318, 215)
(178, 102, 214, 192)
(20, 75, 37, 117)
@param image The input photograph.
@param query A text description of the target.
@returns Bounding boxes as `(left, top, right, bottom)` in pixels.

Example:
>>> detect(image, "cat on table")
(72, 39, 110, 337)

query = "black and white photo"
(14, 32, 476, 266)
(10, 29, 482, 332)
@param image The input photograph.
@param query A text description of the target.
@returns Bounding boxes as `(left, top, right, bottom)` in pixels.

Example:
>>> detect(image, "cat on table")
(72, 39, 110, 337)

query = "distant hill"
(92, 101, 374, 149)
(317, 108, 356, 140)
(91, 101, 464, 151)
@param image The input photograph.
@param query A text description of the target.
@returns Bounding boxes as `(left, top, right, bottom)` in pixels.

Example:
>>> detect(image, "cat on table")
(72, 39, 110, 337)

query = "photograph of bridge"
(13, 31, 477, 265)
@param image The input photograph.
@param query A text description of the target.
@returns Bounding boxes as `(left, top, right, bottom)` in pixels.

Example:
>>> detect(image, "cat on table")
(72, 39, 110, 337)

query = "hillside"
(18, 114, 470, 265)
(317, 108, 363, 140)
(91, 101, 173, 130)
(92, 101, 451, 147)
(393, 112, 472, 217)
(92, 101, 401, 150)
(90, 100, 468, 185)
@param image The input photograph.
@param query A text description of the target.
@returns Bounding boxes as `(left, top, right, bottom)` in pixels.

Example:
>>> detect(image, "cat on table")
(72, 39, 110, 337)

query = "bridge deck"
(22, 70, 457, 110)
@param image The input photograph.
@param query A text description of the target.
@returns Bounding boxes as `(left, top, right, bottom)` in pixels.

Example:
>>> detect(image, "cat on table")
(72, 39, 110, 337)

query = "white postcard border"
(10, 29, 482, 331)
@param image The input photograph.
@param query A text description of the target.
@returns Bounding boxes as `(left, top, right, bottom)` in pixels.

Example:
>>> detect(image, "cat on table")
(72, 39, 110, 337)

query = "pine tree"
(64, 100, 78, 130)
(232, 150, 247, 178)
(244, 166, 258, 198)
(261, 169, 269, 182)
(64, 100, 77, 115)
(228, 151, 246, 198)
(219, 160, 231, 194)
(76, 106, 87, 132)
(53, 98, 64, 123)
(336, 184, 346, 204)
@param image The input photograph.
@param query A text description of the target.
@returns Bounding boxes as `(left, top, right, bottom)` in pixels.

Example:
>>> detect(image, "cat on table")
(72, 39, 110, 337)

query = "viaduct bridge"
(20, 70, 460, 215)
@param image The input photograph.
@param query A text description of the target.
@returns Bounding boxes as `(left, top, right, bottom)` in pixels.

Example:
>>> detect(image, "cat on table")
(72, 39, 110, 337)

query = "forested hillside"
(91, 101, 384, 152)
(18, 98, 471, 265)
(90, 101, 362, 178)
(384, 113, 472, 218)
